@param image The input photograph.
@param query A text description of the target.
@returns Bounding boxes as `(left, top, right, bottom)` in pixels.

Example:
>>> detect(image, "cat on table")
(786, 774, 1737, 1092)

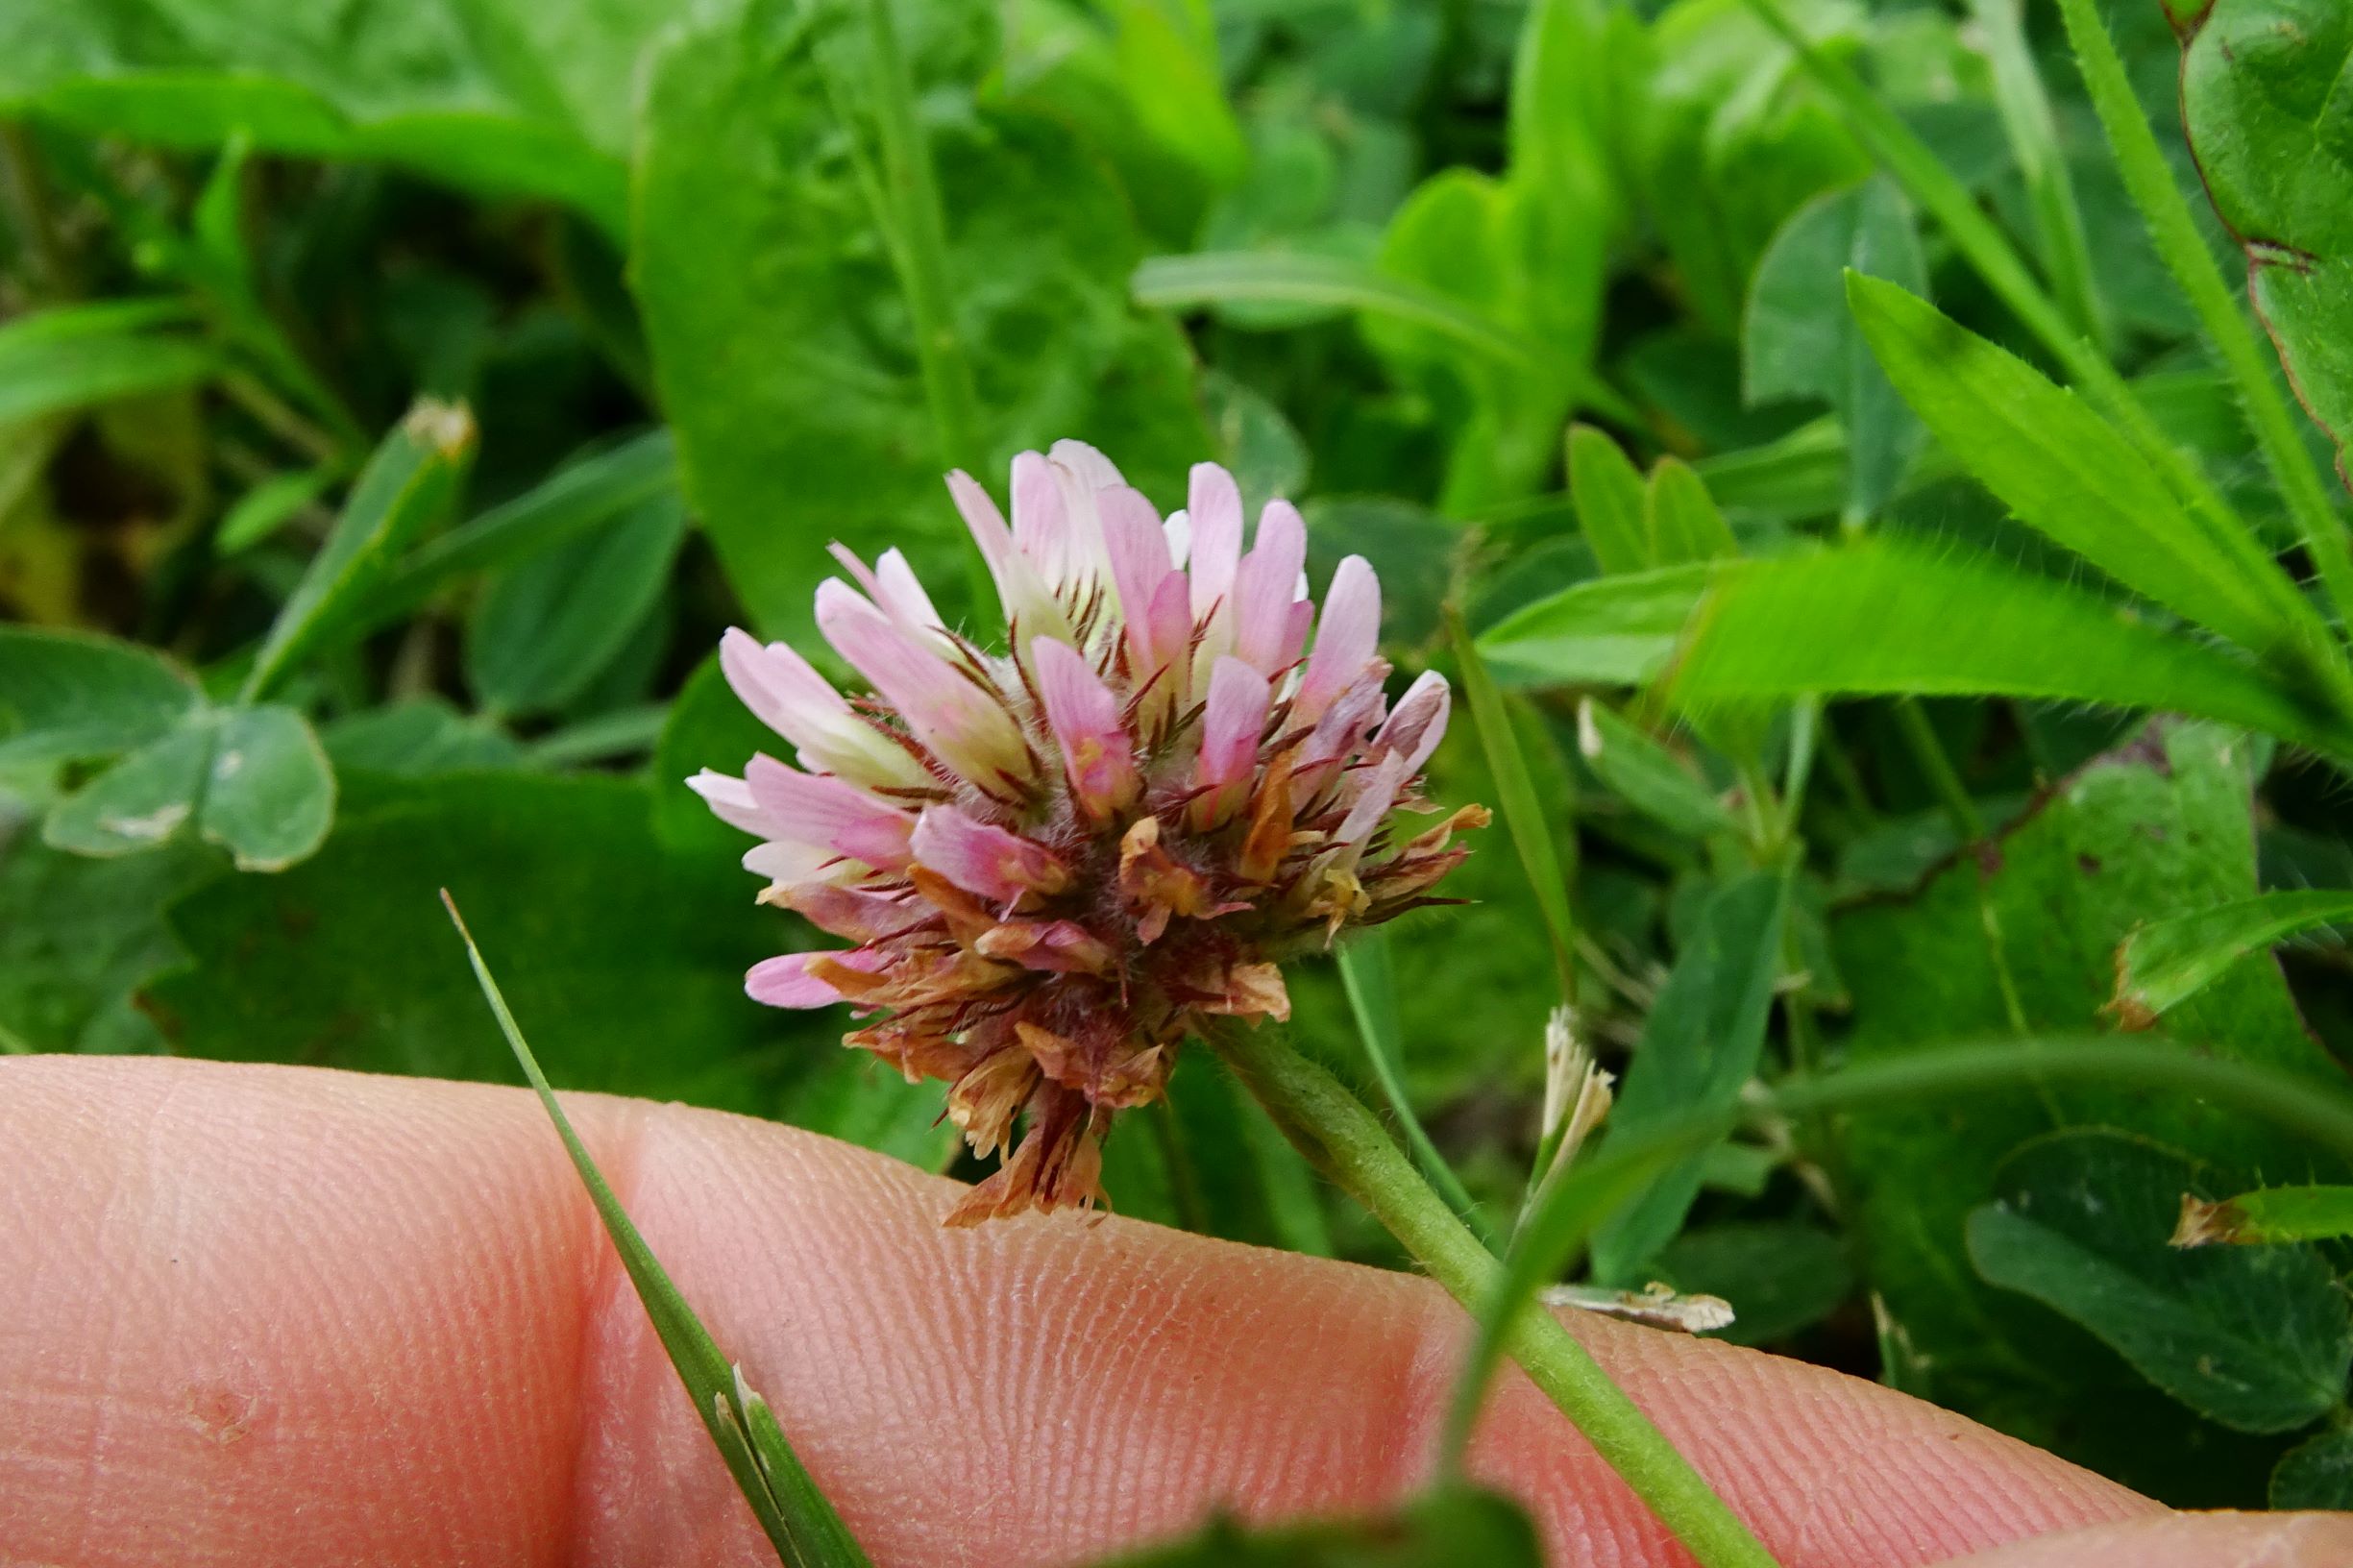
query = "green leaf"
(1132, 250, 1538, 369)
(1082, 1486, 1539, 1567)
(1474, 562, 1715, 690)
(0, 836, 214, 1054)
(2272, 1426, 2353, 1509)
(1743, 179, 1925, 515)
(372, 430, 679, 627)
(1643, 458, 1736, 567)
(244, 400, 477, 702)
(0, 301, 219, 425)
(1967, 1129, 2353, 1433)
(2179, 0, 2353, 482)
(1448, 605, 1578, 1000)
(322, 698, 526, 777)
(2111, 890, 2353, 1028)
(196, 705, 335, 871)
(0, 625, 201, 770)
(1846, 275, 2309, 662)
(146, 772, 820, 1110)
(1653, 1220, 1854, 1347)
(0, 0, 653, 231)
(1575, 698, 1735, 839)
(1590, 871, 1788, 1284)
(466, 487, 688, 715)
(634, 0, 1205, 641)
(2173, 1185, 2353, 1248)
(216, 465, 335, 555)
(443, 896, 871, 1568)
(1668, 540, 2343, 753)
(1831, 723, 2350, 1493)
(40, 719, 212, 859)
(1566, 424, 1650, 576)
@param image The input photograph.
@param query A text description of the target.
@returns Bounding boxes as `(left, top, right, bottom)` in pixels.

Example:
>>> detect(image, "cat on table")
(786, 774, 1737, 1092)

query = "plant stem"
(1205, 1020, 1781, 1568)
(1967, 0, 2109, 355)
(2054, 0, 2353, 639)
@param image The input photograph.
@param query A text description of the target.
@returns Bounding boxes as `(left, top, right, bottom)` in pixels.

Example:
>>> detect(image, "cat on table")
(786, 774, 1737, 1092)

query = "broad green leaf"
(1832, 723, 2349, 1494)
(322, 698, 526, 777)
(0, 0, 659, 231)
(2111, 890, 2353, 1028)
(0, 625, 201, 769)
(1576, 698, 1735, 839)
(1475, 562, 1715, 690)
(635, 0, 1204, 641)
(2173, 1185, 2353, 1248)
(194, 705, 334, 872)
(1744, 179, 1925, 515)
(244, 401, 478, 702)
(41, 720, 212, 859)
(1590, 871, 1788, 1284)
(1566, 424, 1650, 575)
(1848, 276, 2311, 664)
(1103, 0, 1245, 192)
(147, 772, 821, 1111)
(2272, 1427, 2353, 1509)
(1653, 1220, 1853, 1346)
(2179, 0, 2353, 481)
(1636, 0, 1872, 336)
(466, 488, 688, 715)
(1131, 251, 1536, 368)
(1667, 541, 2343, 753)
(444, 898, 871, 1568)
(1967, 1129, 2352, 1433)
(1084, 1486, 1539, 1566)
(0, 837, 214, 1054)
(0, 301, 218, 425)
(1643, 458, 1736, 566)
(370, 429, 679, 629)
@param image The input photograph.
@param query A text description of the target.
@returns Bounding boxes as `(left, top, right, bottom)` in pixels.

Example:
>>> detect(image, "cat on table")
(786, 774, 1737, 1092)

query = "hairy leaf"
(2111, 889, 2353, 1028)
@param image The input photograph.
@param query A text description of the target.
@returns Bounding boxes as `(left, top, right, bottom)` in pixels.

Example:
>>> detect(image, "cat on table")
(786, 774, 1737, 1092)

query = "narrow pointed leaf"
(1576, 698, 1735, 839)
(1567, 424, 1650, 575)
(2174, 1185, 2353, 1248)
(442, 896, 871, 1568)
(2112, 890, 2353, 1028)
(1476, 562, 1715, 690)
(1644, 459, 1736, 567)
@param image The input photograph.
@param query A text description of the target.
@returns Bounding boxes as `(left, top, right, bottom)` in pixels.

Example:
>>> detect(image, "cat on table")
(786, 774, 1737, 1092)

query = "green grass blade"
(1446, 604, 1580, 1002)
(1967, 0, 2109, 354)
(1475, 561, 1716, 690)
(2054, 0, 2353, 639)
(1666, 539, 2350, 756)
(441, 893, 871, 1568)
(241, 401, 478, 703)
(2111, 889, 2353, 1028)
(1336, 931, 1499, 1251)
(1133, 252, 1538, 369)
(1567, 424, 1651, 574)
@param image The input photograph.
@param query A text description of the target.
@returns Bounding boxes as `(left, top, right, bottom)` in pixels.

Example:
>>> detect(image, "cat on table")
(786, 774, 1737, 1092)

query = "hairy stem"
(1204, 1020, 1782, 1568)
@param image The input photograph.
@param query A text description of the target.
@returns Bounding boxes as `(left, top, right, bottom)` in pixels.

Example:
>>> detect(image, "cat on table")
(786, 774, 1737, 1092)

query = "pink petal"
(687, 769, 770, 837)
(948, 470, 1069, 649)
(1376, 671, 1452, 773)
(747, 949, 885, 1009)
(1032, 636, 1140, 819)
(745, 752, 915, 869)
(1296, 555, 1381, 723)
(912, 804, 1071, 903)
(1048, 439, 1125, 492)
(720, 625, 848, 738)
(1232, 501, 1309, 675)
(829, 544, 943, 632)
(1011, 451, 1070, 577)
(743, 838, 860, 888)
(816, 578, 1031, 788)
(1336, 751, 1411, 846)
(1101, 482, 1176, 664)
(774, 884, 918, 943)
(1186, 463, 1243, 621)
(1196, 655, 1271, 796)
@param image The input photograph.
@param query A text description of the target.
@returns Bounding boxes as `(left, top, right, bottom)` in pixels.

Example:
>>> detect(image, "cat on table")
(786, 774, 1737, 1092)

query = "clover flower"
(694, 441, 1484, 1224)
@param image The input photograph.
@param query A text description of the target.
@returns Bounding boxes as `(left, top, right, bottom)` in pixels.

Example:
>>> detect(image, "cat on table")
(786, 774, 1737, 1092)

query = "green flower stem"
(2053, 0, 2353, 640)
(1204, 1019, 1782, 1568)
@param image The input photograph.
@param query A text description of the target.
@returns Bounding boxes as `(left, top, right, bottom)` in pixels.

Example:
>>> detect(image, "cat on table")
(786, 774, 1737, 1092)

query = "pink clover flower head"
(698, 443, 1485, 1224)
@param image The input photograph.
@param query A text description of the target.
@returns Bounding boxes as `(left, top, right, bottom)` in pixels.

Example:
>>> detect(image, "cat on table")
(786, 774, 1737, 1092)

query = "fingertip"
(1940, 1510, 2353, 1566)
